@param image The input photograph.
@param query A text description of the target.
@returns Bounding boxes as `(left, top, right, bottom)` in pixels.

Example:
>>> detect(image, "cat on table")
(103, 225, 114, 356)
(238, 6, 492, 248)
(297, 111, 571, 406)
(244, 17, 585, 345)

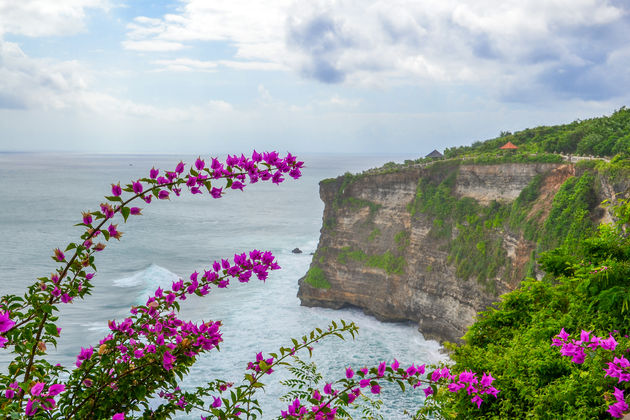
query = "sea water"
(0, 153, 445, 418)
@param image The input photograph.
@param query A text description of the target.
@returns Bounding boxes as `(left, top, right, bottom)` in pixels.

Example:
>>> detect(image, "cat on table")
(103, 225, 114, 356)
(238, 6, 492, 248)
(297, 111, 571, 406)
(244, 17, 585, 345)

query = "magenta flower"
(175, 161, 185, 174)
(323, 383, 333, 395)
(111, 183, 122, 196)
(423, 386, 433, 397)
(0, 311, 15, 333)
(30, 382, 45, 396)
(82, 211, 93, 225)
(212, 396, 222, 408)
(53, 248, 65, 262)
(163, 351, 176, 370)
(158, 190, 169, 200)
(346, 367, 354, 379)
(132, 181, 143, 194)
(48, 384, 66, 397)
(25, 399, 38, 416)
(377, 361, 386, 377)
(113, 413, 125, 420)
(195, 157, 205, 170)
(272, 171, 284, 184)
(76, 346, 94, 367)
(370, 384, 381, 394)
(108, 224, 121, 240)
(471, 395, 484, 409)
(61, 293, 72, 303)
(150, 167, 159, 179)
(129, 207, 142, 215)
(480, 373, 495, 388)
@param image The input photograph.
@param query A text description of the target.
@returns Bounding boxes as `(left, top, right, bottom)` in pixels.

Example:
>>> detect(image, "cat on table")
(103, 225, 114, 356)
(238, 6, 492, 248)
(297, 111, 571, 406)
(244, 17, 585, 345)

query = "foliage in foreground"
(439, 199, 630, 418)
(0, 152, 498, 419)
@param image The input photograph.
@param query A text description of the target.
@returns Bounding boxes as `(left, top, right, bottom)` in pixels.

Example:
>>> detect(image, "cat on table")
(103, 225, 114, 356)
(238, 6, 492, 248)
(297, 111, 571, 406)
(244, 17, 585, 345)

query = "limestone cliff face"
(298, 161, 617, 343)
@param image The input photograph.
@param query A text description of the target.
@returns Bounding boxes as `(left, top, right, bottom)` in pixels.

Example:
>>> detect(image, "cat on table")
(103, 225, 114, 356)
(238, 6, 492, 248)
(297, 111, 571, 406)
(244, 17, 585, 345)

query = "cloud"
(122, 40, 187, 52)
(0, 40, 90, 110)
(0, 38, 236, 121)
(0, 0, 110, 37)
(125, 0, 629, 101)
(151, 58, 285, 72)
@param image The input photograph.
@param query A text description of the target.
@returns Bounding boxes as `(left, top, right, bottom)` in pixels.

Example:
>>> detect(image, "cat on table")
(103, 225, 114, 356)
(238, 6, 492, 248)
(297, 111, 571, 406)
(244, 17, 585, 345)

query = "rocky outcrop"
(298, 161, 618, 343)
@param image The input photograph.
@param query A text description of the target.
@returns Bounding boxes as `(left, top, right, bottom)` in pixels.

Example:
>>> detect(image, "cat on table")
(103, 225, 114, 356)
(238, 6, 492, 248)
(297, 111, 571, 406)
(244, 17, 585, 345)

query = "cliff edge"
(298, 159, 623, 343)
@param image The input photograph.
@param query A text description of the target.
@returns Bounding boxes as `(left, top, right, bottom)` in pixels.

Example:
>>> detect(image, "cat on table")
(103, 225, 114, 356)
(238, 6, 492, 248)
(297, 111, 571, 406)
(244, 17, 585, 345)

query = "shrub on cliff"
(439, 199, 630, 418)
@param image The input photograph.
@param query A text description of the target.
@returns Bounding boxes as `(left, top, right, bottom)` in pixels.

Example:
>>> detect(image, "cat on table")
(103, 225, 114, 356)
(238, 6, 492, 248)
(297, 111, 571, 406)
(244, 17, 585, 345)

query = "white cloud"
(122, 40, 187, 52)
(0, 0, 110, 37)
(0, 38, 237, 121)
(121, 0, 629, 101)
(151, 58, 285, 72)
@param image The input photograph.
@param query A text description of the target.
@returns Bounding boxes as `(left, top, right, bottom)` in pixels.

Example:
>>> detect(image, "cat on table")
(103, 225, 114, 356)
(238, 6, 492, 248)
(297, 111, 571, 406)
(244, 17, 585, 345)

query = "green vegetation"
(337, 246, 405, 275)
(367, 228, 381, 242)
(344, 197, 382, 215)
(539, 173, 597, 250)
(303, 266, 331, 289)
(438, 200, 630, 418)
(394, 229, 410, 251)
(403, 157, 612, 291)
(445, 107, 630, 158)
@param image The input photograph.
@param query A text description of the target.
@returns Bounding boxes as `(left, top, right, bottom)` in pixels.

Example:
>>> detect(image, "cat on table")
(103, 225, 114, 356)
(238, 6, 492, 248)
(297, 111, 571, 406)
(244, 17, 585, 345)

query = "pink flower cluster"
(552, 328, 619, 364)
(69, 250, 280, 420)
(247, 352, 275, 375)
(4, 381, 65, 417)
(0, 310, 15, 348)
(85, 250, 278, 367)
(609, 387, 629, 418)
(553, 329, 629, 418)
(280, 360, 499, 419)
(428, 366, 499, 408)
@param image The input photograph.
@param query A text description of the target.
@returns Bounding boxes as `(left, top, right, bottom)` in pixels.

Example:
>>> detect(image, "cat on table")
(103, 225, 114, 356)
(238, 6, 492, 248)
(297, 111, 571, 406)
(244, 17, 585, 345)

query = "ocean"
(0, 152, 444, 418)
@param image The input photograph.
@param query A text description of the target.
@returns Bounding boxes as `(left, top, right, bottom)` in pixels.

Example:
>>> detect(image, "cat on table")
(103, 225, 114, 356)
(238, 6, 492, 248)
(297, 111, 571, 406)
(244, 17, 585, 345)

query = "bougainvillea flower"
(53, 248, 65, 262)
(0, 312, 15, 333)
(30, 382, 45, 396)
(132, 181, 143, 194)
(162, 351, 176, 371)
(47, 384, 65, 396)
(111, 183, 122, 197)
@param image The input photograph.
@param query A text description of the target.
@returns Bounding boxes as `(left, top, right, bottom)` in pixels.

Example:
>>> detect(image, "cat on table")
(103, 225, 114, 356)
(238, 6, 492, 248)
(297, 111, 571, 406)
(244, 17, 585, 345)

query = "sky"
(1, 0, 629, 155)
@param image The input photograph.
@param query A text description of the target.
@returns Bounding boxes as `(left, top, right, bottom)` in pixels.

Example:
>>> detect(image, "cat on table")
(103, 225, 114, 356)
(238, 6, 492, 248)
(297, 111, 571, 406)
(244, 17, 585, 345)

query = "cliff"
(298, 159, 624, 343)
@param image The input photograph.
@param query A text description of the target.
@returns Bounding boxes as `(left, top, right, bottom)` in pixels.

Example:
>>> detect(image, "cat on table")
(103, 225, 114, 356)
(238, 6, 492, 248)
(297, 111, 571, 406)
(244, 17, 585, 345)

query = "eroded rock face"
(455, 163, 564, 205)
(297, 162, 609, 343)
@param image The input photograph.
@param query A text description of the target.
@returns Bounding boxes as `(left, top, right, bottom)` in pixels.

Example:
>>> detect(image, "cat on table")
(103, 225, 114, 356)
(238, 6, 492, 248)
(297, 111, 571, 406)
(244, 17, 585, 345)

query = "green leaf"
(44, 323, 58, 337)
(65, 243, 77, 252)
(121, 206, 131, 222)
(105, 195, 123, 202)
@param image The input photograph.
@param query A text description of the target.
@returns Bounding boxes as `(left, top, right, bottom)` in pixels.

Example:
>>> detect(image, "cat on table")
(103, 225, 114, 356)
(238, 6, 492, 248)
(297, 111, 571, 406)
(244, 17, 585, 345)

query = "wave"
(112, 264, 180, 300)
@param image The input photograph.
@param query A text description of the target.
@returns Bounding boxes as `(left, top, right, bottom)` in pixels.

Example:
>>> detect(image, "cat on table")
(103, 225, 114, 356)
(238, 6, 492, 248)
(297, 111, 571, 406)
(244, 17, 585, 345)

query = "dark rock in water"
(292, 248, 303, 254)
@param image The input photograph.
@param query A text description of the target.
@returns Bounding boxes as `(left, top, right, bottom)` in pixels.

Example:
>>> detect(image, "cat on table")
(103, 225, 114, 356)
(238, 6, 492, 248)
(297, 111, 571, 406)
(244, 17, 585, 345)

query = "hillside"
(297, 108, 630, 343)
